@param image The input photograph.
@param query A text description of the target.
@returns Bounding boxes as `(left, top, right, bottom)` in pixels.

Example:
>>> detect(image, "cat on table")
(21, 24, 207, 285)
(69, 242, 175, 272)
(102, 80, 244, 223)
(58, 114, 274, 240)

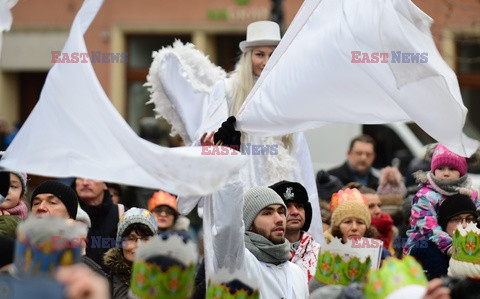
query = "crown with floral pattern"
(448, 222, 480, 278)
(206, 268, 260, 299)
(364, 256, 428, 299)
(314, 237, 371, 286)
(129, 232, 198, 299)
(14, 216, 86, 277)
(330, 188, 367, 212)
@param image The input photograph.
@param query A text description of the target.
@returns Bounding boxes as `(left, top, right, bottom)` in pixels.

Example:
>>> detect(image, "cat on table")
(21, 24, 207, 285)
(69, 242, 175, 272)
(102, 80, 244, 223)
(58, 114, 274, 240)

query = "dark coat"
(81, 255, 107, 278)
(327, 162, 379, 190)
(78, 190, 120, 273)
(104, 247, 131, 299)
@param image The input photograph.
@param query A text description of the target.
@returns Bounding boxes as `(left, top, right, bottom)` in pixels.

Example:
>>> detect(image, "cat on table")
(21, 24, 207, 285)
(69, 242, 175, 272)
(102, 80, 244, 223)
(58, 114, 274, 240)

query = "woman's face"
(251, 46, 275, 77)
(339, 217, 367, 243)
(152, 205, 176, 231)
(122, 231, 151, 263)
(366, 194, 382, 219)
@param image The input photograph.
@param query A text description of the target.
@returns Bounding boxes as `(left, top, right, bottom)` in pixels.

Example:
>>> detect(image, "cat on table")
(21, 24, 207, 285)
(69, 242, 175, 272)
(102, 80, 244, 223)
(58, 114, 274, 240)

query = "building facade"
(1, 0, 479, 137)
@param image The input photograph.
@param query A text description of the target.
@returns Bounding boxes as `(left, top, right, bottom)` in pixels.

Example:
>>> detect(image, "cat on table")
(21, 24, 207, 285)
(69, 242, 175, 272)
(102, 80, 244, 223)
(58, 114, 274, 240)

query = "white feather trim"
(145, 40, 226, 145)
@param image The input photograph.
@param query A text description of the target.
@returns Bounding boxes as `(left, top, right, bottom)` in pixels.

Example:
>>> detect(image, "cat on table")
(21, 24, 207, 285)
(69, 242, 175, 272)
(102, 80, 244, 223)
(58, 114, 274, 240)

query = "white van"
(304, 121, 480, 189)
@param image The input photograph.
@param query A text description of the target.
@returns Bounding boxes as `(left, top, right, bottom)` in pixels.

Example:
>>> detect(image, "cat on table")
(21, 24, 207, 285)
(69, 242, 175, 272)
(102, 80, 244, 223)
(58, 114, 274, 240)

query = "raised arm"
(202, 172, 245, 279)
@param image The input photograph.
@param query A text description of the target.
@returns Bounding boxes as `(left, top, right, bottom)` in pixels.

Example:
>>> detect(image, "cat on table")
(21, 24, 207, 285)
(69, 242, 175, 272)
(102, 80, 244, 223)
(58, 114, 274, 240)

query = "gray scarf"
(244, 231, 291, 265)
(427, 171, 472, 196)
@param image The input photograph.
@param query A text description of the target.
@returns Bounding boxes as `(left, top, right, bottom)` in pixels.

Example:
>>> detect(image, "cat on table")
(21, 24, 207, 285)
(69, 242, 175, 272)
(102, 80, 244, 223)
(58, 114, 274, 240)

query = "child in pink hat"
(404, 143, 479, 279)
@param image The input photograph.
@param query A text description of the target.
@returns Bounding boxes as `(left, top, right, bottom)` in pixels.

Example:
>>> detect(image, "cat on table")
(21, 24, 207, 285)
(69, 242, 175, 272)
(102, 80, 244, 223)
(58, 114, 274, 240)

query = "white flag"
(0, 0, 247, 196)
(237, 0, 479, 157)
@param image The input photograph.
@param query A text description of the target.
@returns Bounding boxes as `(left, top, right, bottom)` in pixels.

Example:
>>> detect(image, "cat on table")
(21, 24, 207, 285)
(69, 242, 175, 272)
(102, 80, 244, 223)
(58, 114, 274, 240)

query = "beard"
(250, 224, 285, 245)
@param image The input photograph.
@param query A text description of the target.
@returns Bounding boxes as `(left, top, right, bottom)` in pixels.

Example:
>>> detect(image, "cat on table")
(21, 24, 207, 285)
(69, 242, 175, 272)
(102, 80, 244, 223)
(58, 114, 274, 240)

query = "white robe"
(204, 173, 309, 299)
(212, 75, 325, 243)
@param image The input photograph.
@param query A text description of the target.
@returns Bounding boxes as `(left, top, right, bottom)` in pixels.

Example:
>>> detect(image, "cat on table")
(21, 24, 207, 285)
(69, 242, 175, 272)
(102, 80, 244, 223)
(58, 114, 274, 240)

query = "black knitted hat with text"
(269, 180, 312, 231)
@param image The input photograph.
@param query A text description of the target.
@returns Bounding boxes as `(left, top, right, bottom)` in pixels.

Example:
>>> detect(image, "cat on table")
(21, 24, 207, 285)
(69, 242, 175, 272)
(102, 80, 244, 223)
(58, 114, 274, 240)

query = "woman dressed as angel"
(147, 20, 324, 242)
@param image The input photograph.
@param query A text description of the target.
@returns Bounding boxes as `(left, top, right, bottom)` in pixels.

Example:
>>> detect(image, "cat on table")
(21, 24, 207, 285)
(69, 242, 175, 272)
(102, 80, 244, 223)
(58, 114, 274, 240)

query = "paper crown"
(448, 222, 480, 278)
(14, 216, 86, 277)
(364, 256, 428, 299)
(330, 188, 367, 212)
(314, 237, 371, 286)
(130, 233, 198, 299)
(206, 268, 260, 299)
(147, 190, 178, 213)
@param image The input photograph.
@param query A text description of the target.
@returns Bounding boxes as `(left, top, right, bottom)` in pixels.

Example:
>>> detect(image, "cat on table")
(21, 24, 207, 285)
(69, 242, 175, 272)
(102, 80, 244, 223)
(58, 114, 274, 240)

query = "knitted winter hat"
(31, 180, 78, 220)
(10, 172, 27, 196)
(438, 193, 478, 231)
(116, 208, 158, 240)
(316, 170, 344, 202)
(269, 180, 312, 231)
(431, 144, 467, 176)
(243, 187, 287, 231)
(147, 190, 178, 214)
(330, 188, 371, 227)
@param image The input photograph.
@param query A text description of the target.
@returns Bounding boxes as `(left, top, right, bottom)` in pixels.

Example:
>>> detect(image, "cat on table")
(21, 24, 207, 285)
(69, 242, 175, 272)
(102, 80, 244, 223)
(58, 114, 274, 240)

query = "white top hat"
(239, 21, 281, 52)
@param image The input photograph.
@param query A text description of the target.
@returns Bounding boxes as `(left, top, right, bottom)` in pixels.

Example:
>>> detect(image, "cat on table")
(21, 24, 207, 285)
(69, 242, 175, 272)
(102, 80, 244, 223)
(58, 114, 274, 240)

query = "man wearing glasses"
(414, 193, 479, 279)
(438, 194, 478, 238)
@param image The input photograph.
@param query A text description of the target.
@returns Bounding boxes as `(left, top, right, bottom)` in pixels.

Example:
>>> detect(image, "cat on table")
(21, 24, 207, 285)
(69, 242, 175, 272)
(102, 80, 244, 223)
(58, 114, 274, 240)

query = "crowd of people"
(0, 19, 479, 299)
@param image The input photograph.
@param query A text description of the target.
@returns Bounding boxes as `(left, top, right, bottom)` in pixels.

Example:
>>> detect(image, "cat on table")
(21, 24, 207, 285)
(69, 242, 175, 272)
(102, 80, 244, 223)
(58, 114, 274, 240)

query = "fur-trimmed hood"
(413, 170, 429, 184)
(103, 247, 131, 284)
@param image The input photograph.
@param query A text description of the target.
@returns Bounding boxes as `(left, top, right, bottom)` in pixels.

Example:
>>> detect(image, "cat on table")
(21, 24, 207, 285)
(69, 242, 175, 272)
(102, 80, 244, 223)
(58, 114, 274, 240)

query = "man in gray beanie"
(205, 175, 308, 299)
(269, 180, 320, 283)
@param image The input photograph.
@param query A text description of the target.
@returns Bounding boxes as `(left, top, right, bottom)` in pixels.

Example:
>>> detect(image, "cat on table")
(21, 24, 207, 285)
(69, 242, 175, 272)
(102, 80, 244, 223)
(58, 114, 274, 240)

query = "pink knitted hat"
(431, 144, 467, 176)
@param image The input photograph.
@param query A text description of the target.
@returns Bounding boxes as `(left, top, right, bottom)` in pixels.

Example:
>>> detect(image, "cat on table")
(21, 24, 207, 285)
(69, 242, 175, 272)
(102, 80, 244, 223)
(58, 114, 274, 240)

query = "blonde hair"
(231, 48, 294, 151)
(232, 51, 254, 116)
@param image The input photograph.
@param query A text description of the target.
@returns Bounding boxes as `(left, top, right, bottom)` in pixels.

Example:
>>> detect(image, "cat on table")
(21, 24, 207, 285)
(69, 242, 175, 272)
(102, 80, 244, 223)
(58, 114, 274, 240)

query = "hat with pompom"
(431, 144, 467, 176)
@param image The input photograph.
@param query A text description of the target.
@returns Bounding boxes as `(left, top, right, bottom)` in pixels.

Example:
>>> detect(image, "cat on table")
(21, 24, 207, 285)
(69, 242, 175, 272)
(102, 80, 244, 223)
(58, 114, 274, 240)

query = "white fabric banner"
(0, 0, 248, 196)
(237, 0, 479, 157)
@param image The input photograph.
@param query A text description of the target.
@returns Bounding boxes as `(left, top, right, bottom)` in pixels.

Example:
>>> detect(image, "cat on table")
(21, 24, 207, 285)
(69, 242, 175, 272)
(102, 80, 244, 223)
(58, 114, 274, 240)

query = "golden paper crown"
(314, 237, 373, 286)
(207, 268, 260, 299)
(14, 216, 86, 277)
(330, 188, 367, 212)
(448, 222, 480, 278)
(130, 233, 198, 299)
(364, 256, 428, 299)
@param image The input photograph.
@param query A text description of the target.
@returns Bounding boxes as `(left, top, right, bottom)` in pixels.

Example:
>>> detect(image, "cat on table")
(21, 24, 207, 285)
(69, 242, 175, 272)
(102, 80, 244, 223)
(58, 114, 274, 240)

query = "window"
(456, 36, 480, 133)
(126, 34, 190, 146)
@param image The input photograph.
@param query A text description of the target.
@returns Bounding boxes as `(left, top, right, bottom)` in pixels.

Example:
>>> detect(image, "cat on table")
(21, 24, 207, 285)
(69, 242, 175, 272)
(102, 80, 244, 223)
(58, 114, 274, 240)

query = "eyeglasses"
(152, 206, 175, 216)
(125, 235, 150, 243)
(449, 216, 477, 225)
